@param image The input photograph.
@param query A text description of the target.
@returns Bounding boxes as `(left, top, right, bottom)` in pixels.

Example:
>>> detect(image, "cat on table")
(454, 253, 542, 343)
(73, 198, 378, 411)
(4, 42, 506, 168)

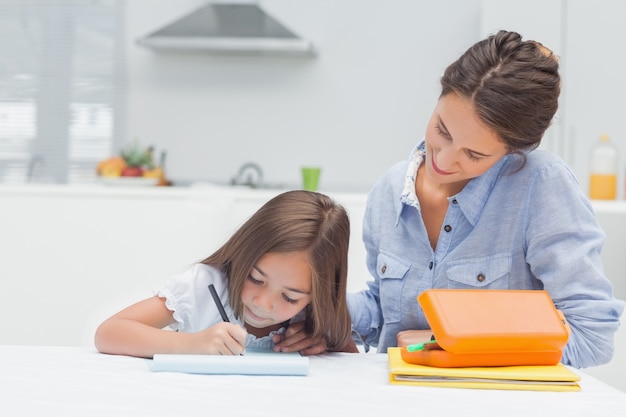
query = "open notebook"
(151, 348, 309, 376)
(388, 347, 580, 392)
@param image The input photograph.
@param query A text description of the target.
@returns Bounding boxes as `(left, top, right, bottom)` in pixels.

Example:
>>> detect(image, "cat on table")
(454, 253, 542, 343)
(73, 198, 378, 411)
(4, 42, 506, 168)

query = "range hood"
(136, 2, 315, 57)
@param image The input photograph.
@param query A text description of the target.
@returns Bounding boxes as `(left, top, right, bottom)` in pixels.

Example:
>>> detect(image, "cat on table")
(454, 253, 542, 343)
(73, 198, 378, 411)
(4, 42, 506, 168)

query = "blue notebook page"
(151, 348, 309, 376)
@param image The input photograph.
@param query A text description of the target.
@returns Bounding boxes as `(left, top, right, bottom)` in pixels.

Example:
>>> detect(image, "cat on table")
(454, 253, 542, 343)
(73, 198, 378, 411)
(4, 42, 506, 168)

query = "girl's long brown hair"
(201, 190, 352, 351)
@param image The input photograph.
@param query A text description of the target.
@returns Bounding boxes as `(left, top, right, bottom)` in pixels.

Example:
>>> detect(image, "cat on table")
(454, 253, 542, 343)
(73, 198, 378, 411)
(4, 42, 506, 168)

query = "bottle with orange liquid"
(589, 134, 618, 200)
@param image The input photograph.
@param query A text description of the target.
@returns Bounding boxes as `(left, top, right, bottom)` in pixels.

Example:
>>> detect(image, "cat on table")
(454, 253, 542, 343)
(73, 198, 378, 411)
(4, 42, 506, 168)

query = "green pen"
(406, 340, 438, 352)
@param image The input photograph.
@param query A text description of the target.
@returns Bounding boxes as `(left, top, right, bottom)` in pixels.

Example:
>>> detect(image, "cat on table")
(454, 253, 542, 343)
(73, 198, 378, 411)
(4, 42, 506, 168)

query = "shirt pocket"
(445, 253, 511, 289)
(377, 253, 411, 323)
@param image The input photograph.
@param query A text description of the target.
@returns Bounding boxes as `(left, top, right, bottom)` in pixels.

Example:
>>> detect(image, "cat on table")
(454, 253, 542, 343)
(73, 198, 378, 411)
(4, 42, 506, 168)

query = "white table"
(1, 345, 625, 417)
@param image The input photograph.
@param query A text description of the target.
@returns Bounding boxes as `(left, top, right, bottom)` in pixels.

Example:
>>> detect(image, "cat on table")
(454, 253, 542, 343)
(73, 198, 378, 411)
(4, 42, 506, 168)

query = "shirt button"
(381, 265, 387, 274)
(444, 225, 452, 232)
(428, 261, 433, 270)
(477, 274, 485, 283)
(452, 199, 458, 204)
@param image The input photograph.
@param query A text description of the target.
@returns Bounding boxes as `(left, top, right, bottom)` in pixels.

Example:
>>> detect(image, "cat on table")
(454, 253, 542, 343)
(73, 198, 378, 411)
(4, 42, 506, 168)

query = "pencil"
(208, 284, 230, 322)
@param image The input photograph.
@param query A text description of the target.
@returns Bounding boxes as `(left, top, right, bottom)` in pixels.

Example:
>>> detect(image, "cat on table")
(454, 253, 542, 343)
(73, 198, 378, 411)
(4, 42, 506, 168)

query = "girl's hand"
(396, 329, 434, 347)
(95, 297, 248, 358)
(272, 321, 328, 356)
(192, 322, 248, 355)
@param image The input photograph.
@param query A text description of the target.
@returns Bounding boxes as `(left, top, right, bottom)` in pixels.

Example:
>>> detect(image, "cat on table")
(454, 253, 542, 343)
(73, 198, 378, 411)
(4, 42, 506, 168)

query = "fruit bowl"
(97, 141, 169, 186)
(100, 176, 159, 187)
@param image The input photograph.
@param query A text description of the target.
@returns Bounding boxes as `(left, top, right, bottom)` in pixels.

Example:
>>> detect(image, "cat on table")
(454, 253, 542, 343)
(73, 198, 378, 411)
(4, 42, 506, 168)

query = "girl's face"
(424, 93, 508, 189)
(241, 250, 312, 330)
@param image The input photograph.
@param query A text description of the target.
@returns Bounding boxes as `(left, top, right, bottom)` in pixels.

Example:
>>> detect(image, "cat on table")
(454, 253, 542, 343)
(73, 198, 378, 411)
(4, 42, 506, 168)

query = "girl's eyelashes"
(246, 275, 300, 305)
(282, 294, 299, 304)
(247, 275, 262, 285)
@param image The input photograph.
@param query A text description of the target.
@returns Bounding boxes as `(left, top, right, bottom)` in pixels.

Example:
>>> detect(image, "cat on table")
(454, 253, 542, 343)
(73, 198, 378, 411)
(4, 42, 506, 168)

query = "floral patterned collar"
(400, 140, 426, 209)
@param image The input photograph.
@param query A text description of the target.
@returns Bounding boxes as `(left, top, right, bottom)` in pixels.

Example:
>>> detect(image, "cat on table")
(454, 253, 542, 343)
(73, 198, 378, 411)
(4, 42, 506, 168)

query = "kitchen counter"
(0, 182, 367, 201)
(1, 184, 624, 392)
(1, 345, 625, 416)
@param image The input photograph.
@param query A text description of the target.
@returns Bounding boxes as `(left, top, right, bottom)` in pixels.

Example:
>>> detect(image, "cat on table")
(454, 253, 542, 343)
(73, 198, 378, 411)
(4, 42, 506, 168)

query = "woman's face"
(241, 251, 312, 330)
(424, 93, 508, 188)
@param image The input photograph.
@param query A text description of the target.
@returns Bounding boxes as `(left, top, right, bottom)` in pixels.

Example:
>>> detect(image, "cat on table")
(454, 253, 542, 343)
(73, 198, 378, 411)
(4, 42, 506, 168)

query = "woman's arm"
(346, 182, 388, 348)
(94, 296, 247, 358)
(525, 161, 625, 368)
(396, 329, 435, 348)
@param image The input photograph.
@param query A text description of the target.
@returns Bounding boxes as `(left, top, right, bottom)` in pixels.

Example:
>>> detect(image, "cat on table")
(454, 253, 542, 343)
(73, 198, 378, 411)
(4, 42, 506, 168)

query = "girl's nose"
(253, 291, 273, 312)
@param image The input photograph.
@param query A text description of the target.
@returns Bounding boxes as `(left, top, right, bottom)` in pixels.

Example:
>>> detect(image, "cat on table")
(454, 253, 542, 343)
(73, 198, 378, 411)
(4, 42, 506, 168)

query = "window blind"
(0, 0, 125, 184)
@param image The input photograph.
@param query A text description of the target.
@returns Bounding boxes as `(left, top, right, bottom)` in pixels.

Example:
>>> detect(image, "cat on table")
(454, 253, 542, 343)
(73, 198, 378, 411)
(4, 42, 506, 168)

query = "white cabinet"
(2, 184, 622, 345)
(1, 186, 231, 346)
(1, 184, 623, 391)
(0, 185, 369, 348)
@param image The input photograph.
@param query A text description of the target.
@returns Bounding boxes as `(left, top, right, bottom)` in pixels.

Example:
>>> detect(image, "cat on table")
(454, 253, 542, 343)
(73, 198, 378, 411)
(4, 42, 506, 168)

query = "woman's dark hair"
(440, 30, 560, 160)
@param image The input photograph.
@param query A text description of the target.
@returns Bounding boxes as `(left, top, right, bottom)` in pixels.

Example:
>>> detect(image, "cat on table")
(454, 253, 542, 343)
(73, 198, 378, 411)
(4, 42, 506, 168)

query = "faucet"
(231, 162, 263, 188)
(26, 155, 45, 183)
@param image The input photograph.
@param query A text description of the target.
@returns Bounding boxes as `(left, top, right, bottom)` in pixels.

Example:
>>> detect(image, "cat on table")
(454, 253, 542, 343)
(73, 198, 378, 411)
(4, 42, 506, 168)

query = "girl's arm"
(94, 296, 247, 358)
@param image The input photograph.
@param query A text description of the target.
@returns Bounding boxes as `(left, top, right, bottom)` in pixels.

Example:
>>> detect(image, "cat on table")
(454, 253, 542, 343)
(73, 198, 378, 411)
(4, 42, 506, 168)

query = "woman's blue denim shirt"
(348, 140, 625, 368)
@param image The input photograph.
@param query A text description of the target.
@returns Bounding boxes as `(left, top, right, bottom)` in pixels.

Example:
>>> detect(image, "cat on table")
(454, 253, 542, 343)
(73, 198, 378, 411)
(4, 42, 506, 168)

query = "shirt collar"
(397, 139, 512, 226)
(399, 141, 424, 210)
(456, 155, 511, 225)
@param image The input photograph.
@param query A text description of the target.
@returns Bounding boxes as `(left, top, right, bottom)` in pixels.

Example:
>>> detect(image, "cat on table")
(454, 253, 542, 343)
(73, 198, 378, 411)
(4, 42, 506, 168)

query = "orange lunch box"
(400, 289, 571, 368)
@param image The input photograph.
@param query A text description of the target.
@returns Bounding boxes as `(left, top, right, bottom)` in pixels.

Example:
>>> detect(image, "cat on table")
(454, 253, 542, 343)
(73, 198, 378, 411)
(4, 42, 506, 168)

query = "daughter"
(95, 190, 356, 357)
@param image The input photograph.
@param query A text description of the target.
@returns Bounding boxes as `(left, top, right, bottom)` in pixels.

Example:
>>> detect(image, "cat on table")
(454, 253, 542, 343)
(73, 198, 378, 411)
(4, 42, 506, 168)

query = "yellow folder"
(388, 347, 580, 392)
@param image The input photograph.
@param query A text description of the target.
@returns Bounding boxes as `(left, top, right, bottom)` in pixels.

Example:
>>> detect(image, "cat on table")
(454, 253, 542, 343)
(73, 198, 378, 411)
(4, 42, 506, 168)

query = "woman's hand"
(396, 329, 434, 347)
(272, 321, 328, 356)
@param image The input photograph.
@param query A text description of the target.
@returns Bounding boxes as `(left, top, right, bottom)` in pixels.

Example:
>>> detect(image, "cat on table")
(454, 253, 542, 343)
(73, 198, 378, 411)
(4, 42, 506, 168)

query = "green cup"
(301, 167, 321, 191)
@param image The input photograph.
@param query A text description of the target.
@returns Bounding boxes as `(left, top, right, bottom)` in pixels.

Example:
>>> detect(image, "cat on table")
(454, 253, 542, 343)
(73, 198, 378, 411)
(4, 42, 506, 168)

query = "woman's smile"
(431, 153, 453, 175)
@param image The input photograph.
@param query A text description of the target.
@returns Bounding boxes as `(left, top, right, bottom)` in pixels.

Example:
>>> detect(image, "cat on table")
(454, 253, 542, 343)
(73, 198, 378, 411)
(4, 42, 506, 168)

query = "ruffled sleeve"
(154, 264, 232, 333)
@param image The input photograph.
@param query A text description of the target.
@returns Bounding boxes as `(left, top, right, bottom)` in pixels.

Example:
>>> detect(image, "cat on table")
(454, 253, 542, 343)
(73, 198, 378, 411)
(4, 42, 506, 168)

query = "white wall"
(564, 0, 626, 199)
(125, 0, 481, 192)
(127, 0, 626, 197)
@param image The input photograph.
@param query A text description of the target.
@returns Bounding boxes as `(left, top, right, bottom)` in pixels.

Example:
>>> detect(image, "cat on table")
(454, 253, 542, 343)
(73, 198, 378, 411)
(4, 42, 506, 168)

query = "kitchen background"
(1, 0, 625, 196)
(1, 0, 625, 392)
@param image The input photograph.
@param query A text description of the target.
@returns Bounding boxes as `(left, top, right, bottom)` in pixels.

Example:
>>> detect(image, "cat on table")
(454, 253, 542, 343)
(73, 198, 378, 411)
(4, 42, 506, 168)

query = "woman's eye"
(435, 124, 451, 139)
(467, 151, 482, 162)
